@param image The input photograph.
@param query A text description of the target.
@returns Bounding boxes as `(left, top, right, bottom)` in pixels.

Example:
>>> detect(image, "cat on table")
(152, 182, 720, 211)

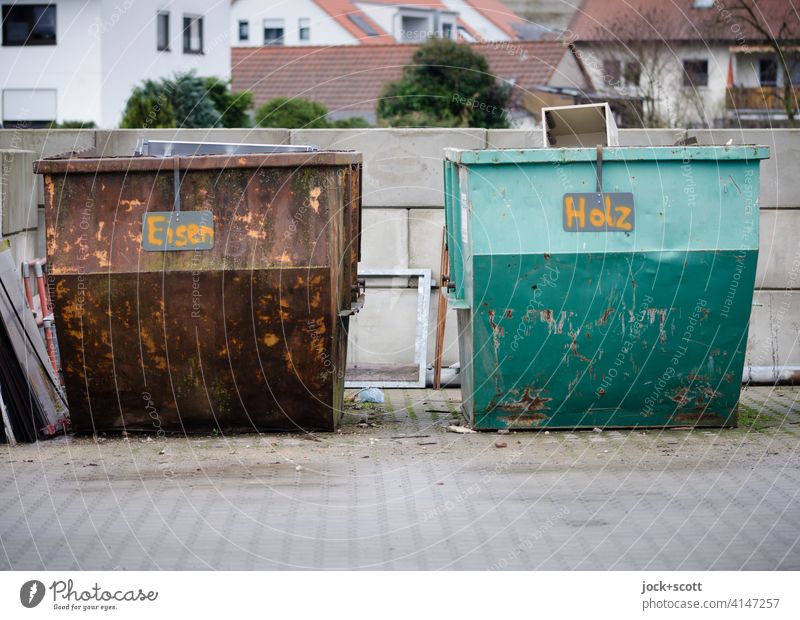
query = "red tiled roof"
(231, 41, 570, 117)
(570, 0, 800, 43)
(315, 0, 528, 42)
(357, 0, 527, 39)
(361, 0, 453, 7)
(463, 0, 527, 38)
(313, 0, 395, 44)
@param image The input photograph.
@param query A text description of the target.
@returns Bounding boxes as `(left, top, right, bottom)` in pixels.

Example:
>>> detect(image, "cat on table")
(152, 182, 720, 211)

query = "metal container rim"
(33, 150, 362, 174)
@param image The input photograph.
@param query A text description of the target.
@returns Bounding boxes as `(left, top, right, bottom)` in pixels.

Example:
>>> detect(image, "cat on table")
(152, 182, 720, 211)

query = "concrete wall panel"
(291, 128, 485, 207)
(0, 150, 37, 235)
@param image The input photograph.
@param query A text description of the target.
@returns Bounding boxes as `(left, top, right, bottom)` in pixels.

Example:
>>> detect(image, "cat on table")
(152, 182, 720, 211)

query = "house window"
(183, 15, 203, 54)
(347, 14, 379, 37)
(624, 61, 641, 87)
(790, 58, 800, 87)
(157, 12, 169, 51)
(238, 20, 249, 42)
(400, 15, 428, 41)
(759, 58, 778, 86)
(263, 19, 284, 45)
(2, 88, 57, 128)
(2, 4, 56, 46)
(603, 60, 622, 86)
(298, 18, 310, 42)
(682, 59, 708, 87)
(442, 22, 453, 39)
(457, 26, 476, 42)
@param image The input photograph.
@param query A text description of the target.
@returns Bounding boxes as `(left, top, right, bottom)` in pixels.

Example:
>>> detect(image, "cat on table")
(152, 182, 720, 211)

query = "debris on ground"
(446, 425, 476, 434)
(495, 441, 508, 448)
(497, 429, 509, 435)
(355, 387, 384, 403)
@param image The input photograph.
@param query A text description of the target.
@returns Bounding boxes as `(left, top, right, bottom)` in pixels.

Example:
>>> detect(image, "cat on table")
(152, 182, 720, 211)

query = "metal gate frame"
(345, 268, 432, 389)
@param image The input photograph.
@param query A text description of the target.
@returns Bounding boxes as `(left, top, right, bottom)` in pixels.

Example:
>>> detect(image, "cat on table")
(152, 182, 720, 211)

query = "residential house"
(1, 0, 230, 128)
(498, 0, 579, 32)
(229, 0, 529, 47)
(232, 40, 588, 125)
(570, 0, 800, 127)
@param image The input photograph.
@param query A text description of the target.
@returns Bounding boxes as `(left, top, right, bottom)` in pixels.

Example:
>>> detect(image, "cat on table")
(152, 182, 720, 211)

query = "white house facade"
(572, 0, 800, 127)
(230, 0, 357, 47)
(1, 0, 230, 128)
(230, 0, 524, 48)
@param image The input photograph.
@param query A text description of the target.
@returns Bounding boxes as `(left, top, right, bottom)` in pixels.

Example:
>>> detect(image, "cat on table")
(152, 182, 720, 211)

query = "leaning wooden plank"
(0, 245, 68, 439)
(433, 228, 449, 390)
(0, 383, 16, 445)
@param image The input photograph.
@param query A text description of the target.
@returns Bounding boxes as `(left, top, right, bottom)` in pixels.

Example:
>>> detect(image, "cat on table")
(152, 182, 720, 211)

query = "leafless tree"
(589, 6, 710, 127)
(714, 0, 800, 126)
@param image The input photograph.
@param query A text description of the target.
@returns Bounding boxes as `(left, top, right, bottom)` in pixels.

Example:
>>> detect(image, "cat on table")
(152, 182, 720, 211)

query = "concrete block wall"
(0, 150, 39, 265)
(0, 127, 797, 377)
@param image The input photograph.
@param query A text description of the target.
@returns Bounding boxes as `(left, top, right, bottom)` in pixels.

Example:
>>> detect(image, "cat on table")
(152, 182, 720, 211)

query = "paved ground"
(1, 387, 799, 570)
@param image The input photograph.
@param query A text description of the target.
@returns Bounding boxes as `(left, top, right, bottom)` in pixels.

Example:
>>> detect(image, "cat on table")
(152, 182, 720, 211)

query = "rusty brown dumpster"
(34, 146, 362, 433)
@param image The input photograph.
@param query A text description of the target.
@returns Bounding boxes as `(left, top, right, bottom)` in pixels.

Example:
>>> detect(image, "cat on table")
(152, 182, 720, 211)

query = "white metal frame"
(345, 268, 432, 389)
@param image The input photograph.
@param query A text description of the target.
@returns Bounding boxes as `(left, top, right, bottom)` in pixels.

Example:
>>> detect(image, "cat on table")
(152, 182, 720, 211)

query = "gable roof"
(293, 0, 529, 42)
(232, 41, 572, 118)
(570, 0, 800, 43)
(313, 0, 395, 44)
(461, 0, 527, 38)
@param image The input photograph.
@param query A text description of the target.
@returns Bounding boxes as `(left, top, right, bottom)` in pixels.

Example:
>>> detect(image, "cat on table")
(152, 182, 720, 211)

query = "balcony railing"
(726, 86, 800, 111)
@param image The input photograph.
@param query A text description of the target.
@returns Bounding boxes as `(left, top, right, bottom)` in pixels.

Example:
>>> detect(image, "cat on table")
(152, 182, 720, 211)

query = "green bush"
(332, 116, 371, 128)
(377, 38, 510, 128)
(254, 97, 372, 129)
(204, 78, 253, 128)
(48, 120, 97, 129)
(119, 72, 252, 128)
(254, 97, 331, 128)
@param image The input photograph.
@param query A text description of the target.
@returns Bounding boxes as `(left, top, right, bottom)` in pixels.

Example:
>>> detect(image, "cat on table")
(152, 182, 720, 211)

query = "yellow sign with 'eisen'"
(142, 211, 215, 251)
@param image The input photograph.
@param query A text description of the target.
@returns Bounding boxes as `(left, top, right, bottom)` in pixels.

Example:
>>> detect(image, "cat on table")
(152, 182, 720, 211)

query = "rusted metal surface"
(38, 151, 362, 432)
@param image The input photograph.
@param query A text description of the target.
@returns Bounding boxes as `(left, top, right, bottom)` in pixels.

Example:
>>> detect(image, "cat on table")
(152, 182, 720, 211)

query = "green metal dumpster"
(35, 145, 362, 433)
(444, 145, 769, 430)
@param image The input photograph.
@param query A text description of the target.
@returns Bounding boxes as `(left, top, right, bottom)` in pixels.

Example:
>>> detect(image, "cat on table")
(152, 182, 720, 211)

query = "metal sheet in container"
(135, 140, 319, 156)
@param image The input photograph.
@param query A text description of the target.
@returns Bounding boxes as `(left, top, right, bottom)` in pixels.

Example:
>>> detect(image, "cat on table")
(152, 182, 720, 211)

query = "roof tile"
(232, 41, 570, 117)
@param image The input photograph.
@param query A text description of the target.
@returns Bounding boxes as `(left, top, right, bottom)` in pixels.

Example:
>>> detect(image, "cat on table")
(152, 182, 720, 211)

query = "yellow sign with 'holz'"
(142, 211, 215, 251)
(563, 193, 635, 232)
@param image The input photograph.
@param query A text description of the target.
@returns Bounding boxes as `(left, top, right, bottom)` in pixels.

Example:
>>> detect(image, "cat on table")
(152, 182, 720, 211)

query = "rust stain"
(673, 412, 726, 425)
(495, 387, 552, 413)
(93, 249, 111, 268)
(497, 413, 549, 427)
(246, 228, 267, 240)
(667, 387, 691, 406)
(262, 333, 280, 347)
(119, 198, 142, 211)
(568, 329, 592, 364)
(309, 186, 322, 213)
(537, 309, 568, 334)
(597, 307, 615, 325)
